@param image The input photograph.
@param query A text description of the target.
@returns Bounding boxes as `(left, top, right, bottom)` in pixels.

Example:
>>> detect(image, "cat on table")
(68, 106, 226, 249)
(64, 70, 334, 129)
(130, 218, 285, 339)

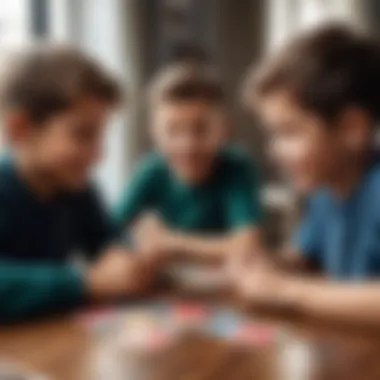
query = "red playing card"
(232, 323, 276, 346)
(74, 307, 117, 327)
(119, 324, 175, 353)
(146, 330, 172, 351)
(171, 302, 209, 322)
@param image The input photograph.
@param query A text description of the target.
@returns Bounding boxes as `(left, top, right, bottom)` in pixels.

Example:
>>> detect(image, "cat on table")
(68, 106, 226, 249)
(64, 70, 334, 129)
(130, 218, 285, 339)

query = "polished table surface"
(2, 301, 380, 380)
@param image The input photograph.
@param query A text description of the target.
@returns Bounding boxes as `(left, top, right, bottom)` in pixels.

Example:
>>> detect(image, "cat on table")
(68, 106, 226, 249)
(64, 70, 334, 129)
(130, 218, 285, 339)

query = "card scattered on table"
(75, 301, 278, 349)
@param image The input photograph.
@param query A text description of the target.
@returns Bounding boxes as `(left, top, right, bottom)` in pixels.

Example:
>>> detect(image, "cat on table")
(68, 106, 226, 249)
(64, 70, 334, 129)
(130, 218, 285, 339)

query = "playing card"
(75, 301, 277, 352)
(170, 301, 210, 327)
(118, 309, 175, 352)
(207, 308, 244, 339)
(231, 322, 277, 347)
(74, 307, 120, 335)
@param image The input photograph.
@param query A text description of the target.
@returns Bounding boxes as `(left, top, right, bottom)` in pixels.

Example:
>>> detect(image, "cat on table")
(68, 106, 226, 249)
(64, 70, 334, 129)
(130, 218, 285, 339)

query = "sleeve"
(291, 196, 323, 264)
(112, 156, 157, 239)
(223, 159, 262, 230)
(0, 193, 86, 322)
(74, 185, 115, 259)
(0, 261, 85, 323)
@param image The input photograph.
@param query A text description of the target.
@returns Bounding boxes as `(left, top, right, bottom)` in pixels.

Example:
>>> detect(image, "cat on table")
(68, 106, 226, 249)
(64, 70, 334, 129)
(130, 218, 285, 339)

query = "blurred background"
(0, 0, 377, 248)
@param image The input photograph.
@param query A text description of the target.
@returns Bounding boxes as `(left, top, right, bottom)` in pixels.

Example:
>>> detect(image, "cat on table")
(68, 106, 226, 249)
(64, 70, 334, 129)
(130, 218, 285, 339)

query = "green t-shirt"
(113, 146, 262, 237)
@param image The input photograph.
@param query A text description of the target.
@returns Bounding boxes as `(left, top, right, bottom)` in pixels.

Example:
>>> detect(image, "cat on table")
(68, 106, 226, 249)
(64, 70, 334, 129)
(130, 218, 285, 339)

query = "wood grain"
(1, 303, 380, 380)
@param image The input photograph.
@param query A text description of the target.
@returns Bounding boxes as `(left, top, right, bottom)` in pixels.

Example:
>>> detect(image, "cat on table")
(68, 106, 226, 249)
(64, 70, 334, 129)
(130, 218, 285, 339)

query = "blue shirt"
(293, 160, 380, 279)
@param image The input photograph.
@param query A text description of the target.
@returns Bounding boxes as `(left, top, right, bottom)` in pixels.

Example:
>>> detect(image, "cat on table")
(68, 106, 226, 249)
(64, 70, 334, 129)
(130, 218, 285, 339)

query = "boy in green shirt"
(0, 45, 153, 322)
(114, 64, 262, 263)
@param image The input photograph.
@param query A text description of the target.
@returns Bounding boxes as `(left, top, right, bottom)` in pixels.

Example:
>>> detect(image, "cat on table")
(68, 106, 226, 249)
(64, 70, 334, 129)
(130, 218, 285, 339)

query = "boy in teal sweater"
(0, 45, 152, 322)
(114, 64, 262, 264)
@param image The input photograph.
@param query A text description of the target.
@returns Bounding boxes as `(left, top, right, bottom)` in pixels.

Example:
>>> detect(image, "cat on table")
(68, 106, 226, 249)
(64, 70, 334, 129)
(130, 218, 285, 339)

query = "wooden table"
(0, 317, 91, 379)
(2, 302, 380, 380)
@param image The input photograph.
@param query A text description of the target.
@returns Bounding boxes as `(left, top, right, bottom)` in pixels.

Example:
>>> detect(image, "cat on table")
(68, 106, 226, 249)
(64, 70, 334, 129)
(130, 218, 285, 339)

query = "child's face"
(7, 97, 113, 190)
(152, 100, 226, 183)
(256, 91, 364, 193)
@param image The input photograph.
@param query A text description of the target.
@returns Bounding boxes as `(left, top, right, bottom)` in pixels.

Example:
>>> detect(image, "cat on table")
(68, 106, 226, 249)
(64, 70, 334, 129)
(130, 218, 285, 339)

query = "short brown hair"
(244, 24, 380, 123)
(149, 63, 224, 106)
(0, 44, 121, 124)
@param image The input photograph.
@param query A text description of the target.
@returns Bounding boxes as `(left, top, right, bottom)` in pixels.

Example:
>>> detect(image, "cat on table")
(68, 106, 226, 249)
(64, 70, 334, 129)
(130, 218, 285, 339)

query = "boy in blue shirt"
(236, 25, 380, 327)
(113, 64, 262, 264)
(0, 46, 153, 322)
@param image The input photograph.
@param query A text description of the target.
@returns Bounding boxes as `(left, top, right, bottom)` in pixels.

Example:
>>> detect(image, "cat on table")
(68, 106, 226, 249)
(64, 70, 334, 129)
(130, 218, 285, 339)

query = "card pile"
(75, 301, 278, 352)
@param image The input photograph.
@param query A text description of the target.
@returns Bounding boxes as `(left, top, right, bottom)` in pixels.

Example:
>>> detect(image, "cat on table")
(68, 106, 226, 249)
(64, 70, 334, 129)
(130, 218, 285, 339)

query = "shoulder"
(365, 161, 380, 190)
(302, 189, 330, 221)
(0, 157, 30, 224)
(217, 145, 258, 179)
(0, 156, 22, 201)
(119, 152, 168, 199)
(131, 151, 168, 181)
(69, 182, 103, 203)
(218, 145, 253, 166)
(307, 189, 330, 207)
(360, 162, 380, 217)
(63, 183, 106, 222)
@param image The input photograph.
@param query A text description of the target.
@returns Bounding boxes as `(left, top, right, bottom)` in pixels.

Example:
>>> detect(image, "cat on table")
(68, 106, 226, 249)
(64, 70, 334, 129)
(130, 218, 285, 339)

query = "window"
(0, 1, 31, 46)
(0, 1, 32, 148)
(267, 0, 366, 51)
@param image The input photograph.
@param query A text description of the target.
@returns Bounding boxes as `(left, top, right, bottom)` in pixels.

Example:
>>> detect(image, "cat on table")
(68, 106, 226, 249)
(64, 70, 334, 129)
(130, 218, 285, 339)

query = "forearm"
(169, 227, 260, 262)
(0, 261, 85, 323)
(273, 249, 316, 274)
(169, 233, 230, 262)
(281, 278, 380, 327)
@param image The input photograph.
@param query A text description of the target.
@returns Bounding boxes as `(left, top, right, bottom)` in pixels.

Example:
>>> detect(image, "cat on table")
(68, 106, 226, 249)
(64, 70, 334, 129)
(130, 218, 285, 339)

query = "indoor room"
(0, 1, 380, 379)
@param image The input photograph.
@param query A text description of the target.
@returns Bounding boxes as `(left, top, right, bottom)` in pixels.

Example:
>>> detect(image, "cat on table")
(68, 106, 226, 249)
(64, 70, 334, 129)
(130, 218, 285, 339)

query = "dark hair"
(0, 44, 122, 124)
(244, 24, 380, 123)
(149, 63, 224, 106)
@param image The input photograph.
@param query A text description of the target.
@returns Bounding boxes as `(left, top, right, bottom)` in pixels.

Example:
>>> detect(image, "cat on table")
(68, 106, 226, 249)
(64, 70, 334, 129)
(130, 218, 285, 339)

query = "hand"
(131, 213, 174, 264)
(234, 256, 290, 309)
(226, 244, 264, 285)
(86, 247, 153, 300)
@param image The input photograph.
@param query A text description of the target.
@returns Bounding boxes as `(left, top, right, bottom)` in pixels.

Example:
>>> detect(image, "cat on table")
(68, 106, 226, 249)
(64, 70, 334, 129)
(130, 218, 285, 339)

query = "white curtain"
(0, 0, 32, 149)
(50, 0, 140, 205)
(0, 1, 30, 46)
(266, 0, 367, 51)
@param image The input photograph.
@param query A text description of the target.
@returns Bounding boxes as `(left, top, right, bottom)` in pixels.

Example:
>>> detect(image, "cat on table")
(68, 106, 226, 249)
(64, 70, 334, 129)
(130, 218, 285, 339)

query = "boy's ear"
(339, 106, 372, 152)
(4, 110, 32, 144)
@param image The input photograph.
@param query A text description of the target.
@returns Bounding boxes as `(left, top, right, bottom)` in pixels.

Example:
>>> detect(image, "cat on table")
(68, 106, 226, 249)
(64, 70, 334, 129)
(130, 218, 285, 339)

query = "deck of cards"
(77, 300, 278, 353)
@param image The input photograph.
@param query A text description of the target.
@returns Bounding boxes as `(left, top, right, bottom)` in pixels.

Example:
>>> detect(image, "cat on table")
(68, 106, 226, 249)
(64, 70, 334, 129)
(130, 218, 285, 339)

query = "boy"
(113, 64, 262, 263)
(237, 25, 380, 327)
(0, 45, 152, 322)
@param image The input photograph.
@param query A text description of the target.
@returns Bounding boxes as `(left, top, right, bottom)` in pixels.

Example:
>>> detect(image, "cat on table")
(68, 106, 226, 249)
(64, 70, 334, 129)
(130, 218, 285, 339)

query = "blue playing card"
(207, 308, 245, 338)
